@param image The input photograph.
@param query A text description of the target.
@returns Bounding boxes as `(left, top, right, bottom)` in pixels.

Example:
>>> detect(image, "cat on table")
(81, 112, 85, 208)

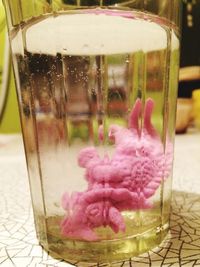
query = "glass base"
(39, 222, 169, 265)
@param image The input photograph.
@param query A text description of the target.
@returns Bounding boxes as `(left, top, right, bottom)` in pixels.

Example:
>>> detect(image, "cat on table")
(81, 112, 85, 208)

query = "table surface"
(0, 131, 200, 267)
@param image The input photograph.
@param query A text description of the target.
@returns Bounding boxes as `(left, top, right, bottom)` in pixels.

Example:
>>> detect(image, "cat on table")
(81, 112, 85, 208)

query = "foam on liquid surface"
(19, 13, 179, 55)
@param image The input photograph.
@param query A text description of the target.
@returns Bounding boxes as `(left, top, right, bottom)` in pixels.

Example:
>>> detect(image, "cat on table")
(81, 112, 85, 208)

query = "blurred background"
(0, 0, 200, 135)
(177, 0, 200, 133)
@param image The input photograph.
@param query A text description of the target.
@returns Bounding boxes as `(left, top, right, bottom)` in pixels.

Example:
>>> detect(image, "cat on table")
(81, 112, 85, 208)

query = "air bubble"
(63, 48, 68, 53)
(83, 44, 89, 54)
(125, 56, 130, 63)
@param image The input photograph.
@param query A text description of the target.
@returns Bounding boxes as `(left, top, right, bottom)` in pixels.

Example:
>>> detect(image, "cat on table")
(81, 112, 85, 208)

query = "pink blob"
(61, 98, 173, 241)
(78, 147, 99, 168)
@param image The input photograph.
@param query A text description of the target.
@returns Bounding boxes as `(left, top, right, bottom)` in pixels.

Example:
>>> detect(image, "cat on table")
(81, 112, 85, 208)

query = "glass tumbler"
(3, 0, 181, 264)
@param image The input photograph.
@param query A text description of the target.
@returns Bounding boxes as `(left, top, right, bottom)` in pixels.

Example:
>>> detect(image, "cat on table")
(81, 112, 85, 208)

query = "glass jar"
(3, 0, 181, 264)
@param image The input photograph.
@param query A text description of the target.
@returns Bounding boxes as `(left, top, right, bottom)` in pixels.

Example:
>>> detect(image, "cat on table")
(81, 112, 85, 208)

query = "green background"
(0, 0, 21, 133)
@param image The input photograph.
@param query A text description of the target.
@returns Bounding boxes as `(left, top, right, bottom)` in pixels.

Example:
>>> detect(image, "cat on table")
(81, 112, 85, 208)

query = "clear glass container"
(3, 0, 181, 264)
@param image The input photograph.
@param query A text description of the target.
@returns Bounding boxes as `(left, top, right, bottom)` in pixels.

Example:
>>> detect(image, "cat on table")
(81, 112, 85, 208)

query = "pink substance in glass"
(61, 98, 173, 241)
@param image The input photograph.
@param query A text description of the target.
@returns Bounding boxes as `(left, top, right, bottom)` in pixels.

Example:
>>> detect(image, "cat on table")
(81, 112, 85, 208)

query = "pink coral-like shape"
(61, 98, 173, 241)
(61, 188, 138, 240)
